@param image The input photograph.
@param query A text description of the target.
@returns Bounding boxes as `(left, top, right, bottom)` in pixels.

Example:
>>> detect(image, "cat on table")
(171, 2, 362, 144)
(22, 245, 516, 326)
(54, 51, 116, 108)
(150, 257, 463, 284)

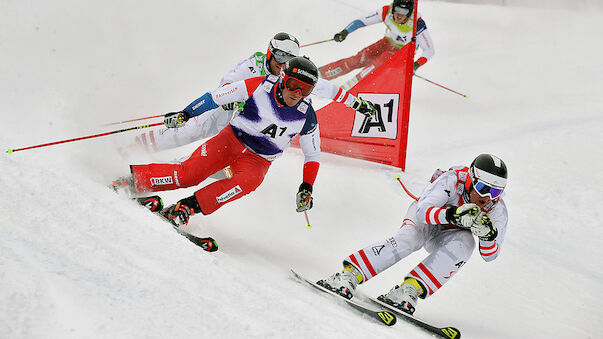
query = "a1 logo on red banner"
(351, 93, 400, 139)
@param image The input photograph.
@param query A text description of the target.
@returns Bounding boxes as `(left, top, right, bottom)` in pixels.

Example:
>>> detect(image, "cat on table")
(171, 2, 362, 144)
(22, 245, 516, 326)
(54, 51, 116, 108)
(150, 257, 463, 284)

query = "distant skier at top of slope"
(317, 154, 508, 315)
(320, 0, 435, 82)
(112, 56, 364, 227)
(131, 32, 377, 154)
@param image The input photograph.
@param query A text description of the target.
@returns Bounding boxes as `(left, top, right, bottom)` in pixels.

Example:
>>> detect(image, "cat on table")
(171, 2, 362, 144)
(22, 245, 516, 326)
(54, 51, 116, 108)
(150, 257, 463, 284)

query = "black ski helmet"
(468, 154, 508, 199)
(392, 0, 414, 18)
(267, 32, 300, 65)
(281, 56, 319, 87)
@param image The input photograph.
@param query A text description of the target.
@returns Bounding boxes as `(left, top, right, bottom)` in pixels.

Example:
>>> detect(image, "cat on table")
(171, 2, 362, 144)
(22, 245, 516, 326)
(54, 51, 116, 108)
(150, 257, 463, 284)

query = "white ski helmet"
(267, 32, 300, 64)
(468, 154, 507, 200)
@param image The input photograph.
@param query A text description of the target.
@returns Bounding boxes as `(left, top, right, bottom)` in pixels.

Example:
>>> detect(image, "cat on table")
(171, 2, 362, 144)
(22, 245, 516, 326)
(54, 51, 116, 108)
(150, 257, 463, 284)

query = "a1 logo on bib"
(351, 93, 399, 140)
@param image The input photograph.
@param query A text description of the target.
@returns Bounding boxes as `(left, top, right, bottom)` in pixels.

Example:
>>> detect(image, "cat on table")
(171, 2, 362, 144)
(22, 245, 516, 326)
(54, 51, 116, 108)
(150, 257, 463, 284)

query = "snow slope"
(1, 1, 602, 338)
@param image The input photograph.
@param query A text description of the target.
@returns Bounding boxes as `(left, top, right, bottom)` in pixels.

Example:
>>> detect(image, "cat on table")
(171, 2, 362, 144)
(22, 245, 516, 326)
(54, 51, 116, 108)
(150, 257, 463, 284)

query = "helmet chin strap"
(275, 82, 288, 106)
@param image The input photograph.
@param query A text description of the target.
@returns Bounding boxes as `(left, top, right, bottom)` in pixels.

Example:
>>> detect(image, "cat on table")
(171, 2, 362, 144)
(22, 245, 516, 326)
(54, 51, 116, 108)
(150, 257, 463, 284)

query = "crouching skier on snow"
(318, 154, 508, 315)
(113, 57, 334, 228)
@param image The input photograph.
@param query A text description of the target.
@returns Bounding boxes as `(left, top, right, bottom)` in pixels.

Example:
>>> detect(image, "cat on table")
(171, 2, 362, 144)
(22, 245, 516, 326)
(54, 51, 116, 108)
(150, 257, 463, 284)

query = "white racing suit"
(345, 166, 508, 298)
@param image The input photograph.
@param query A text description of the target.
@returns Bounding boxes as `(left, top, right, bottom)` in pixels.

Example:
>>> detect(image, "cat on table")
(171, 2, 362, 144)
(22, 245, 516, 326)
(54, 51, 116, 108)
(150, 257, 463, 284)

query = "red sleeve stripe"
(481, 250, 497, 257)
(342, 92, 351, 104)
(426, 206, 435, 224)
(358, 249, 378, 277)
(334, 88, 344, 102)
(480, 242, 497, 251)
(302, 161, 320, 186)
(425, 206, 446, 224)
(434, 207, 446, 224)
(480, 241, 498, 256)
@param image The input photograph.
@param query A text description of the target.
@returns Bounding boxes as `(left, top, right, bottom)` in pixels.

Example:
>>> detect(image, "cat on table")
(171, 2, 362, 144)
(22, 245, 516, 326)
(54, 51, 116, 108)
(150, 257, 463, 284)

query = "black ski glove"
(413, 62, 420, 72)
(352, 98, 377, 118)
(333, 29, 349, 42)
(164, 111, 190, 128)
(445, 203, 481, 228)
(471, 214, 498, 241)
(296, 182, 314, 212)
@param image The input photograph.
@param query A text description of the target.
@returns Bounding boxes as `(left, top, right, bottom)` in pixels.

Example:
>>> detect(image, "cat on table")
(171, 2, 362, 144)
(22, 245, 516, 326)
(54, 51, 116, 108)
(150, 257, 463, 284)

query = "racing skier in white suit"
(318, 154, 508, 315)
(133, 32, 375, 153)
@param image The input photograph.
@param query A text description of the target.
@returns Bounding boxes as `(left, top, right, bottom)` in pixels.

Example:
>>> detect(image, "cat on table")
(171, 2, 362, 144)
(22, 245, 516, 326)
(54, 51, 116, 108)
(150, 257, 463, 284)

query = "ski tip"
(6, 149, 13, 154)
(441, 326, 461, 339)
(378, 311, 397, 326)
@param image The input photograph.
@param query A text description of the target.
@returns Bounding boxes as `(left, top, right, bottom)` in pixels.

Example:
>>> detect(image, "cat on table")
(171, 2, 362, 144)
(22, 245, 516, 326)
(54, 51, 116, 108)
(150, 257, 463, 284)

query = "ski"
(136, 196, 218, 252)
(290, 269, 396, 327)
(366, 296, 461, 338)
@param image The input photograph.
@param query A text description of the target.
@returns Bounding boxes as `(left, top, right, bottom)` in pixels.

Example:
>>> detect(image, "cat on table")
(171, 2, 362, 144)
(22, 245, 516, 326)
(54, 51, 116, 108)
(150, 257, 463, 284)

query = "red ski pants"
(319, 38, 399, 80)
(131, 126, 271, 215)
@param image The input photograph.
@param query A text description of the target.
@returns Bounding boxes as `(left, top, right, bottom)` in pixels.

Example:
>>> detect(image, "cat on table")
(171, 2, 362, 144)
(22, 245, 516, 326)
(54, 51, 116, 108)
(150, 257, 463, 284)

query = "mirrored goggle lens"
(474, 181, 503, 199)
(272, 49, 295, 64)
(393, 6, 410, 15)
(284, 77, 314, 97)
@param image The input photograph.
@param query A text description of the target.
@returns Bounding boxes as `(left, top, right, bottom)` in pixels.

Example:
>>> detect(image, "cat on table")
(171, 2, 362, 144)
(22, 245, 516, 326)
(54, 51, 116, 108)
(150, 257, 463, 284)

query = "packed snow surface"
(1, 1, 602, 338)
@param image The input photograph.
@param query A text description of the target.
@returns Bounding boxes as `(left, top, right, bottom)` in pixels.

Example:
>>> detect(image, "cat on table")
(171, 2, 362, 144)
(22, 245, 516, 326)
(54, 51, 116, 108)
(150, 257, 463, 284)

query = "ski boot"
(160, 202, 195, 227)
(136, 196, 164, 212)
(317, 264, 363, 300)
(110, 176, 136, 196)
(377, 277, 425, 315)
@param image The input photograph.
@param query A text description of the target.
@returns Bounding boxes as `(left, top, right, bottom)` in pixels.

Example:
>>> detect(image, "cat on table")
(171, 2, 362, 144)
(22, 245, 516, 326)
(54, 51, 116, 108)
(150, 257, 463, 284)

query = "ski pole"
(300, 39, 334, 48)
(304, 211, 312, 229)
(103, 114, 163, 126)
(394, 175, 419, 201)
(413, 74, 467, 98)
(6, 122, 164, 154)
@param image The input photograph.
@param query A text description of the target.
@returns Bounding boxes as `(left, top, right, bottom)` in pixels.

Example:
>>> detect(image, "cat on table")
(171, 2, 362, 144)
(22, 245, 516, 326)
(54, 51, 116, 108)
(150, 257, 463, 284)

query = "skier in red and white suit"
(320, 0, 434, 81)
(118, 56, 376, 226)
(318, 154, 508, 315)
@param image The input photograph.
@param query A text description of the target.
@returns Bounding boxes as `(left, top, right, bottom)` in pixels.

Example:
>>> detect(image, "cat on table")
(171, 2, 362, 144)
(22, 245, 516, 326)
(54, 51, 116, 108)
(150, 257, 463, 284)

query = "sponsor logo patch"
(216, 87, 238, 98)
(150, 176, 173, 186)
(292, 68, 318, 83)
(298, 102, 309, 114)
(216, 185, 243, 203)
(263, 82, 274, 93)
(351, 92, 400, 140)
(372, 245, 385, 256)
(192, 100, 205, 111)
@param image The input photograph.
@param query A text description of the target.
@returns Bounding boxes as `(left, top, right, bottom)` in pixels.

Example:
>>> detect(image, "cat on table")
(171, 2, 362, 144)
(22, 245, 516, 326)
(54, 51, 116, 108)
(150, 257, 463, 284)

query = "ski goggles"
(473, 180, 504, 199)
(282, 75, 315, 97)
(272, 49, 296, 64)
(393, 6, 411, 16)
